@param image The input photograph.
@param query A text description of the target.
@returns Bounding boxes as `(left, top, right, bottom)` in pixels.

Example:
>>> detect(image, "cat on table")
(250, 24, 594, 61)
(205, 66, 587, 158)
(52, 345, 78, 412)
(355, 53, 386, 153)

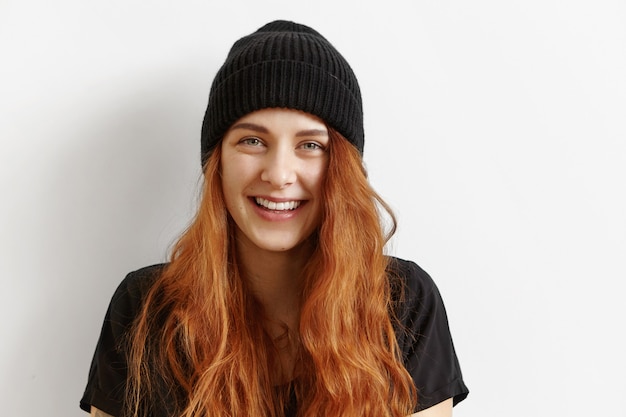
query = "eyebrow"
(229, 122, 269, 133)
(229, 123, 328, 137)
(295, 129, 328, 137)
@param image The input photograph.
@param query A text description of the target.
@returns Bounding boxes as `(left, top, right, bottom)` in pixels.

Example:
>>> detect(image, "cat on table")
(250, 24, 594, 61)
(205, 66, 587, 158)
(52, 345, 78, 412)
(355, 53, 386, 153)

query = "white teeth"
(255, 197, 301, 211)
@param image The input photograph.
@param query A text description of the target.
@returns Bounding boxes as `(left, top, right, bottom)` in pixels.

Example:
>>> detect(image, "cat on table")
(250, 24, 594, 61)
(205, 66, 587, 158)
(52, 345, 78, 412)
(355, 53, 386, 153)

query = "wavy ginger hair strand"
(126, 128, 417, 417)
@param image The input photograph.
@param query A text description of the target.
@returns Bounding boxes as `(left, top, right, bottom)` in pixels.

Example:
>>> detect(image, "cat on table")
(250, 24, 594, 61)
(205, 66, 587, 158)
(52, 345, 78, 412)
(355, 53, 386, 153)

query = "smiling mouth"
(254, 197, 302, 211)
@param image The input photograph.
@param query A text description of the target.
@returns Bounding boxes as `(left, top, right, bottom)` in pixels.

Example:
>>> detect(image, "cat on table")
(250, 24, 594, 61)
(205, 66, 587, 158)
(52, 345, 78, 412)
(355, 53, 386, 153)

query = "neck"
(234, 232, 315, 384)
(235, 235, 313, 324)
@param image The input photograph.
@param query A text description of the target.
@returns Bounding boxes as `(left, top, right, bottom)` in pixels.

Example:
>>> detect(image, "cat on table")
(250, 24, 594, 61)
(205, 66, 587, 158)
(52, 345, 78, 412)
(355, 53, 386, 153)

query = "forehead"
(230, 108, 327, 132)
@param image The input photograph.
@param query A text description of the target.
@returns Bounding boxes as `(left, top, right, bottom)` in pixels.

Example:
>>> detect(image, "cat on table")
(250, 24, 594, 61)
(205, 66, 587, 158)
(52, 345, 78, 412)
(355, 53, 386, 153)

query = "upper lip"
(252, 196, 305, 202)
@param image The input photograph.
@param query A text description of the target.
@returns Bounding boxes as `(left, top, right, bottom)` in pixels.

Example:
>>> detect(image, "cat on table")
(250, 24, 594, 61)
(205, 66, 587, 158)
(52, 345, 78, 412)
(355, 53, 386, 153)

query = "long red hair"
(126, 128, 417, 416)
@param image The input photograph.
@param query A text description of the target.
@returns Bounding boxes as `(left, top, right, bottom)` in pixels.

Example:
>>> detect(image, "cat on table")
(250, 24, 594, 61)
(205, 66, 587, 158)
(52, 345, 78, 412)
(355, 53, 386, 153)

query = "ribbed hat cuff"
(201, 60, 364, 165)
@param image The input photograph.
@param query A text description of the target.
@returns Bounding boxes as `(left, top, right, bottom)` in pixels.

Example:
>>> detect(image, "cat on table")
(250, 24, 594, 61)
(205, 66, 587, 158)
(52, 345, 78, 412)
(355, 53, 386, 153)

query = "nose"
(260, 147, 297, 189)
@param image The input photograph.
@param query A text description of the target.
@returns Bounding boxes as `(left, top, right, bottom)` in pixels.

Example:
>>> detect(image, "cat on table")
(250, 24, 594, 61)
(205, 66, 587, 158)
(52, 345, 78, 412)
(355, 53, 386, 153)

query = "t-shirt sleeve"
(389, 258, 469, 411)
(79, 265, 164, 415)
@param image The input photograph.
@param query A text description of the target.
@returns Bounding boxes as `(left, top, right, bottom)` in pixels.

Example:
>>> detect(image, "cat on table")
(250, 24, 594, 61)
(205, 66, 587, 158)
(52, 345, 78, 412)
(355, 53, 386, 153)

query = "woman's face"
(220, 108, 329, 254)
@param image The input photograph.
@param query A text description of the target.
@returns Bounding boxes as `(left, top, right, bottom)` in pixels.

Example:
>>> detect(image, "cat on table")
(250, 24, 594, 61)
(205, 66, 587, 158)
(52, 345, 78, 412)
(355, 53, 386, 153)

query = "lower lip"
(249, 198, 304, 221)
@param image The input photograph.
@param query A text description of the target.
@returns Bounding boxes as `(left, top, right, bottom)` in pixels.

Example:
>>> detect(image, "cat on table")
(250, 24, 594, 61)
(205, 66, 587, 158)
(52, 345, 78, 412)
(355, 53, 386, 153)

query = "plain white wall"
(1, 1, 625, 416)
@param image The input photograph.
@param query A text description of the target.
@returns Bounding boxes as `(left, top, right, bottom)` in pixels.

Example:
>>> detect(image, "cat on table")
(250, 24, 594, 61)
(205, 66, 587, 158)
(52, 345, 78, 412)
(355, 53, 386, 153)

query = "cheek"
(305, 163, 328, 194)
(221, 156, 257, 208)
(220, 163, 239, 207)
(221, 165, 234, 188)
(221, 153, 244, 186)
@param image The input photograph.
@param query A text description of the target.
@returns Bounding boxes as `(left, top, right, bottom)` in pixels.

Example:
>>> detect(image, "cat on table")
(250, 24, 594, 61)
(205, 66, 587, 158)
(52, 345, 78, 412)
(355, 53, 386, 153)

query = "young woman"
(80, 20, 469, 417)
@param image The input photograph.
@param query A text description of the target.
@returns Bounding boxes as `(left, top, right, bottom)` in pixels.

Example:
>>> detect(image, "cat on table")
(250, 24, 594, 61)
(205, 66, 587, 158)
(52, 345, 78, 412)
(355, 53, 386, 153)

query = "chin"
(249, 230, 315, 253)
(253, 239, 304, 253)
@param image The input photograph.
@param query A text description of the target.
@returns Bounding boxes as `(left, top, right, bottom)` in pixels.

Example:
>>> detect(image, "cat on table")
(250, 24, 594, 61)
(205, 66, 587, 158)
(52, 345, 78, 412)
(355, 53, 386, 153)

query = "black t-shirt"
(80, 257, 468, 416)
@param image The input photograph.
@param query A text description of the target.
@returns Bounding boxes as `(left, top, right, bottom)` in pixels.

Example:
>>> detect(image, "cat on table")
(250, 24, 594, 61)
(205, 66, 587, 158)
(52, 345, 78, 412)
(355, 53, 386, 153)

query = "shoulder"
(386, 256, 439, 304)
(114, 263, 167, 296)
(387, 257, 469, 409)
(80, 265, 168, 415)
(107, 264, 168, 325)
(386, 256, 449, 348)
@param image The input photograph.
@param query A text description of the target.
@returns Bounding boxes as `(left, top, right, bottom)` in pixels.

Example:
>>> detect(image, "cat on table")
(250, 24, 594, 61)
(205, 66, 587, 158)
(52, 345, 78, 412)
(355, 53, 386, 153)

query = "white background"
(1, 1, 625, 416)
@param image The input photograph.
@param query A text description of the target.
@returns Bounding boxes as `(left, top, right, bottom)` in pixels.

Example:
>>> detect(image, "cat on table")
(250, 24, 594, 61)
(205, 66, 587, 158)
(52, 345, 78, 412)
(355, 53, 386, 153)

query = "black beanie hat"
(200, 20, 364, 167)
